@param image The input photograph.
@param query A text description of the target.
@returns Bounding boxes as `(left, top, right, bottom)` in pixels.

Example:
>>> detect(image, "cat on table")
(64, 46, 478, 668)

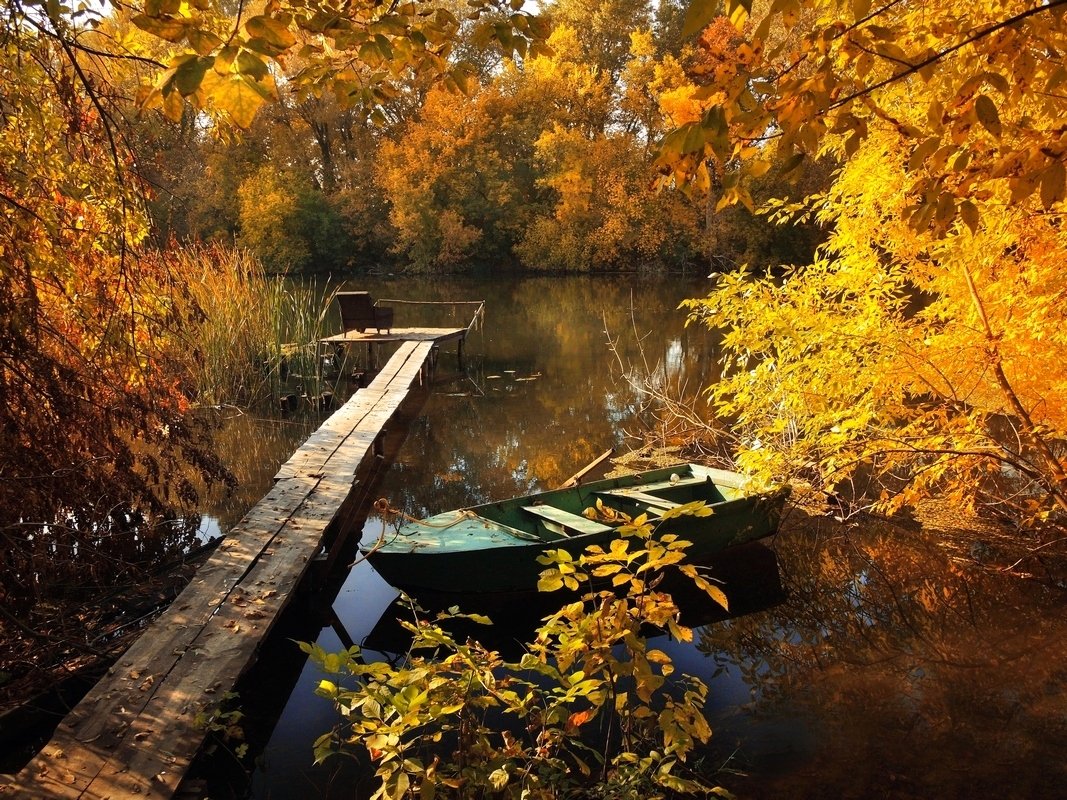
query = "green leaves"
(308, 507, 726, 800)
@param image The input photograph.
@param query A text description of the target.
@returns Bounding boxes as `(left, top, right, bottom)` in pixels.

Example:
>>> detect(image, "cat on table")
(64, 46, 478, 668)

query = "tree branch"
(825, 0, 1067, 114)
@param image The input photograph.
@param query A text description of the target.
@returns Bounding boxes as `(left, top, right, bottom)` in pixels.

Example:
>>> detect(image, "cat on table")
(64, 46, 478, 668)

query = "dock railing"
(376, 299, 484, 334)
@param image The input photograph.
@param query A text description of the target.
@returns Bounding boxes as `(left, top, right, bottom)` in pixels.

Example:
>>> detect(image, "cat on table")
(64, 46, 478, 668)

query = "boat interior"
(479, 466, 743, 541)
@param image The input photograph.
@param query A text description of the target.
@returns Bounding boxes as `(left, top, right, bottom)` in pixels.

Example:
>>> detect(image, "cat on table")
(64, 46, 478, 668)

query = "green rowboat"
(362, 463, 789, 595)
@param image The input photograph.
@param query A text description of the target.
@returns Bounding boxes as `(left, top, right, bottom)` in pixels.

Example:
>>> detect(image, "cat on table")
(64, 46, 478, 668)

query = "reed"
(269, 278, 340, 404)
(171, 243, 336, 408)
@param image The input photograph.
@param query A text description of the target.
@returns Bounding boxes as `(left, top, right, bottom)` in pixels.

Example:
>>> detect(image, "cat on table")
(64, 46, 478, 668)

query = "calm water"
(192, 274, 1067, 799)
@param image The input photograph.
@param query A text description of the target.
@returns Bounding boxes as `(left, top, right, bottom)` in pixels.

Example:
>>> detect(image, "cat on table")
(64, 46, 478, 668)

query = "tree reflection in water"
(698, 511, 1067, 798)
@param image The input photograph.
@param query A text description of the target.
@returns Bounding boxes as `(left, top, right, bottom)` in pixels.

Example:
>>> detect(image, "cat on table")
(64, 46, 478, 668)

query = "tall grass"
(173, 243, 337, 408)
(270, 278, 340, 404)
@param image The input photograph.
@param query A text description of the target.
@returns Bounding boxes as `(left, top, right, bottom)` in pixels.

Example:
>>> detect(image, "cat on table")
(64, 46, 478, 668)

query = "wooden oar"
(556, 448, 614, 489)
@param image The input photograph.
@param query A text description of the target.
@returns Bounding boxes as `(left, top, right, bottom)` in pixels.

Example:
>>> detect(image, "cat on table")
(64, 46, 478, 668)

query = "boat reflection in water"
(361, 541, 786, 660)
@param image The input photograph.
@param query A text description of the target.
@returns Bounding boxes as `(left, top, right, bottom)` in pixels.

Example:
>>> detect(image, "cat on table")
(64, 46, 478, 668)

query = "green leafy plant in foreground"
(305, 505, 734, 800)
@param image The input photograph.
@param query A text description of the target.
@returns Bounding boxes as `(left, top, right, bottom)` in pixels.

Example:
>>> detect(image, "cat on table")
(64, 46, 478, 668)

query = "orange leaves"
(565, 708, 595, 731)
(657, 0, 1067, 238)
(0, 33, 228, 530)
(657, 87, 712, 127)
(663, 1, 1067, 521)
(127, 0, 551, 129)
(374, 83, 504, 270)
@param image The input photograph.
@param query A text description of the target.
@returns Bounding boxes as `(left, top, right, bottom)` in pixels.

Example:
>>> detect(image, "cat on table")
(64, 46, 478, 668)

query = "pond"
(189, 274, 1067, 799)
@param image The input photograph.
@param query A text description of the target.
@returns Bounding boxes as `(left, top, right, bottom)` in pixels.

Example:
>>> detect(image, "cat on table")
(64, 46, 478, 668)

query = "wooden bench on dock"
(318, 297, 483, 370)
(0, 339, 443, 799)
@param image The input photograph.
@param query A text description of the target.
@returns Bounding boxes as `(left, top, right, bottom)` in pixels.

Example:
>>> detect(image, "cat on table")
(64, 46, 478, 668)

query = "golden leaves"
(127, 0, 551, 129)
(1040, 160, 1067, 210)
(974, 94, 1001, 138)
(658, 0, 1067, 238)
(244, 14, 296, 56)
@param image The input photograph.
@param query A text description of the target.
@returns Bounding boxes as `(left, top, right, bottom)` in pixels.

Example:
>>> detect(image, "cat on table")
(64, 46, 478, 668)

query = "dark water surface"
(193, 275, 1067, 799)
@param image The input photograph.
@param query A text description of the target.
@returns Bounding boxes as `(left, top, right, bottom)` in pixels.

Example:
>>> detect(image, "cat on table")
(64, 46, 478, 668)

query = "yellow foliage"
(0, 32, 225, 525)
(375, 84, 497, 270)
(658, 85, 713, 127)
(519, 128, 700, 270)
(679, 0, 1067, 522)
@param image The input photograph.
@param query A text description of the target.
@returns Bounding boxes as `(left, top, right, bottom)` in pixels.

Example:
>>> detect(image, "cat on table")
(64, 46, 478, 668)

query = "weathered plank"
(0, 337, 442, 799)
(275, 341, 433, 482)
(3, 477, 317, 799)
(521, 505, 613, 536)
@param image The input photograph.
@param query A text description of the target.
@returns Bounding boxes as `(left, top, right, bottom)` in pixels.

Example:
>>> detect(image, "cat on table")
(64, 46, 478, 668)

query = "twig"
(999, 536, 1067, 573)
(0, 602, 109, 658)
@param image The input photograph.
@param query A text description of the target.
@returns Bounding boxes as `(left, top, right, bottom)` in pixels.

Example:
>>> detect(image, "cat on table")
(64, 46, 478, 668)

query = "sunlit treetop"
(660, 0, 1067, 232)
(673, 0, 1067, 523)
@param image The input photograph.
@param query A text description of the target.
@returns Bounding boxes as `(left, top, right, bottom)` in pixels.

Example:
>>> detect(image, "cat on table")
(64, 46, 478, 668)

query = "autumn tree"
(666, 1, 1067, 523)
(544, 0, 651, 84)
(0, 18, 226, 567)
(504, 27, 699, 271)
(0, 0, 552, 608)
(518, 124, 703, 271)
(375, 80, 543, 270)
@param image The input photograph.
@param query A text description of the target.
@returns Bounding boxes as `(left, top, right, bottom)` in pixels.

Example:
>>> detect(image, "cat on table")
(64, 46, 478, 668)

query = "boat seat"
(625, 474, 708, 493)
(595, 489, 681, 511)
(521, 505, 613, 536)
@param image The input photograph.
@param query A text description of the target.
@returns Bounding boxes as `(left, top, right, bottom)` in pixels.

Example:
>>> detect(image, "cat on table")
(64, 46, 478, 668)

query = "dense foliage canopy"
(673, 0, 1067, 524)
(121, 0, 826, 272)
(0, 0, 548, 602)
(0, 18, 222, 531)
(4, 0, 1067, 794)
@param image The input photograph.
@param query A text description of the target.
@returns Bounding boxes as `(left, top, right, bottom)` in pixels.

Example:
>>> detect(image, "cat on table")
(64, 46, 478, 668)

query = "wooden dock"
(320, 326, 469, 345)
(319, 302, 482, 368)
(0, 335, 455, 799)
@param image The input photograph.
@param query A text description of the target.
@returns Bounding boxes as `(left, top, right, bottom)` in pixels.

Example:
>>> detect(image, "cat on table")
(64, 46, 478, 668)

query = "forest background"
(3, 0, 1067, 598)
(1, 0, 834, 535)
(130, 0, 829, 274)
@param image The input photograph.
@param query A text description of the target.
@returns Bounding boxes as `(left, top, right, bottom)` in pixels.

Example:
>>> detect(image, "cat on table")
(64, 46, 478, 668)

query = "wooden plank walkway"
(0, 339, 439, 799)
